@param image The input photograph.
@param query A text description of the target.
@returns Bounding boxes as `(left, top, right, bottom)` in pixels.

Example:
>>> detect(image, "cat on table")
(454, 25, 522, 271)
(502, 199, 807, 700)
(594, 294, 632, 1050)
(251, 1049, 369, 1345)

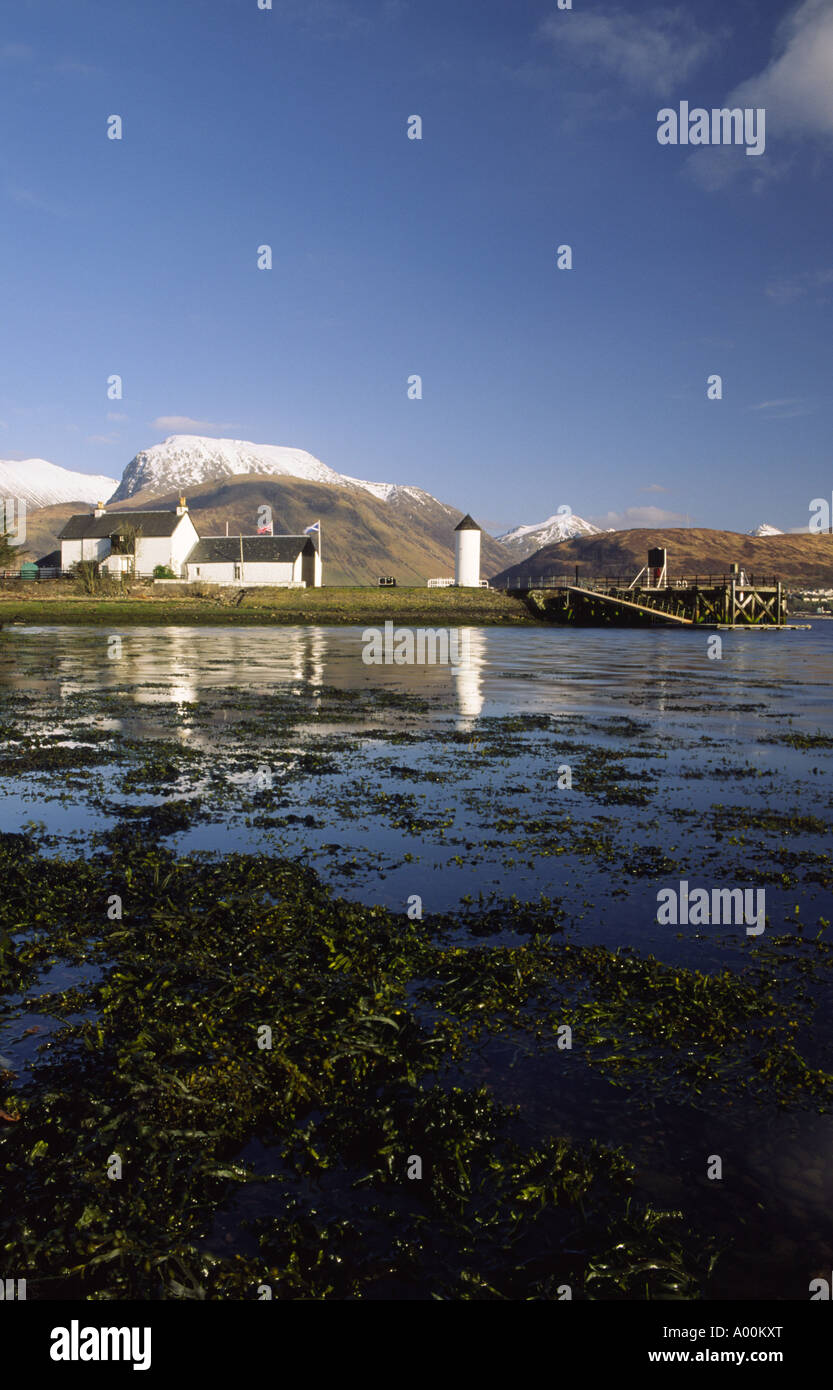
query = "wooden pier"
(502, 570, 787, 628)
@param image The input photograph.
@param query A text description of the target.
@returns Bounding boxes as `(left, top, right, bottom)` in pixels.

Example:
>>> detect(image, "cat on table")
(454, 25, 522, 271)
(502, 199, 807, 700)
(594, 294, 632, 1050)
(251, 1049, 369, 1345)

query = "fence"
(0, 568, 69, 581)
(502, 573, 781, 592)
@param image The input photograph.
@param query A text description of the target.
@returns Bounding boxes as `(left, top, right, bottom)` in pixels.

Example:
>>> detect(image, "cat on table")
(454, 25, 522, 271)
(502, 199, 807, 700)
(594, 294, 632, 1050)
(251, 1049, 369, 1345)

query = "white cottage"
(58, 500, 200, 579)
(183, 535, 322, 587)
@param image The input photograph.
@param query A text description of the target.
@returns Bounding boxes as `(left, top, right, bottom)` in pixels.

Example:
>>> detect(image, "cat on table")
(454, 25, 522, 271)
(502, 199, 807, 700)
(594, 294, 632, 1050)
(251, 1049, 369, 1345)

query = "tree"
(0, 522, 19, 571)
(111, 522, 140, 556)
(73, 560, 101, 594)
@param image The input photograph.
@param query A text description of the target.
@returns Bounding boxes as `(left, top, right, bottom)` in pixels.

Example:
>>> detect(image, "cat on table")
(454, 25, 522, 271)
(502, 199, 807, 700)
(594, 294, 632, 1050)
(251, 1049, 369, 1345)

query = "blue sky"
(1, 0, 832, 533)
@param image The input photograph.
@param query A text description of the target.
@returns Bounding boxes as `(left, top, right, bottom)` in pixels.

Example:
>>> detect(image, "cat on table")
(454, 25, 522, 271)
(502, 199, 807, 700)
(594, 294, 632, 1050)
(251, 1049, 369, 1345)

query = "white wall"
(134, 515, 199, 577)
(62, 513, 199, 577)
(61, 537, 110, 568)
(243, 560, 297, 585)
(455, 530, 481, 586)
(185, 561, 236, 583)
(135, 536, 176, 576)
(184, 559, 299, 586)
(170, 514, 200, 575)
(102, 553, 132, 576)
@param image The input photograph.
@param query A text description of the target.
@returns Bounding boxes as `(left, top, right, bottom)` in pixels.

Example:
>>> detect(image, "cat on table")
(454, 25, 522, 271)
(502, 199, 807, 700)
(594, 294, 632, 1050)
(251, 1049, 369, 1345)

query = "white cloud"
(7, 186, 65, 216)
(539, 5, 719, 95)
(270, 0, 374, 39)
(0, 43, 33, 62)
(641, 484, 668, 493)
(590, 505, 689, 529)
(150, 416, 235, 434)
(731, 0, 833, 141)
(684, 142, 777, 193)
(748, 398, 815, 419)
(765, 267, 833, 303)
(54, 58, 99, 76)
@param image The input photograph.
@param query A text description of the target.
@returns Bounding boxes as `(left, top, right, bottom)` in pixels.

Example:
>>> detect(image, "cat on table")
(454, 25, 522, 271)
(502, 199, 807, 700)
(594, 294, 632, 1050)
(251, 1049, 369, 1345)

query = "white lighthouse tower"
(454, 514, 482, 587)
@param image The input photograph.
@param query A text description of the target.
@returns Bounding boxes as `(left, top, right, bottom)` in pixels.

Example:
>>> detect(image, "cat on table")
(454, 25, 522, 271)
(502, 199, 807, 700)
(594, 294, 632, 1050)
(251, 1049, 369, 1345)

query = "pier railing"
(502, 574, 781, 592)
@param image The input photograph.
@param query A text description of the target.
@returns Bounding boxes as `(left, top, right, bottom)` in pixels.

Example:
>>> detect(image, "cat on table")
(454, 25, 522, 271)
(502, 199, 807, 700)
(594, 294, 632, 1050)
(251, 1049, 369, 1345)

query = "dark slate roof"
(185, 536, 314, 565)
(454, 513, 482, 532)
(58, 510, 187, 541)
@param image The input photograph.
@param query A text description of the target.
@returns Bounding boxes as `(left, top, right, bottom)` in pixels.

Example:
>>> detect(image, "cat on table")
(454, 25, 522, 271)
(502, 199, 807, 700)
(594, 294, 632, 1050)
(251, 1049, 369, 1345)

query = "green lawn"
(0, 585, 540, 626)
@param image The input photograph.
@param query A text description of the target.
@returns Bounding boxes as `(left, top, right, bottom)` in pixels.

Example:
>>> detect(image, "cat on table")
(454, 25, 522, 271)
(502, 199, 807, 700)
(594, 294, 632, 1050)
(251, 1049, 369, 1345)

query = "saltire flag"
(303, 521, 320, 535)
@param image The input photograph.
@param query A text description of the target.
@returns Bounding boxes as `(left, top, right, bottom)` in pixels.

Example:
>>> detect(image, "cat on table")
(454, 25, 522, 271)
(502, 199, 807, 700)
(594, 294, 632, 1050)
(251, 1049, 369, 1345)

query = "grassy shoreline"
(0, 586, 540, 627)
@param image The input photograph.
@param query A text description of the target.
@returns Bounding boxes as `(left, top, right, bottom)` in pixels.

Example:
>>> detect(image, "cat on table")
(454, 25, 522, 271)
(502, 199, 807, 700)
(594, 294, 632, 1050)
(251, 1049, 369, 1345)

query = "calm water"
(2, 621, 833, 1298)
(2, 621, 830, 929)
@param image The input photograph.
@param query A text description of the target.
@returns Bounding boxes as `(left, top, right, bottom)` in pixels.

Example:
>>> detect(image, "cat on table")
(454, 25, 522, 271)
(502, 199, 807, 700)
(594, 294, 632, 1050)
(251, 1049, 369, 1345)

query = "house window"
(195, 567, 200, 576)
(234, 564, 242, 580)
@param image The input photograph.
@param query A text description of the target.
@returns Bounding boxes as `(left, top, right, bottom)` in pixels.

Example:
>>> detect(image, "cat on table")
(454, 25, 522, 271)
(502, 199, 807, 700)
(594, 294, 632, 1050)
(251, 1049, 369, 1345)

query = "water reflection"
(451, 627, 485, 728)
(3, 623, 832, 735)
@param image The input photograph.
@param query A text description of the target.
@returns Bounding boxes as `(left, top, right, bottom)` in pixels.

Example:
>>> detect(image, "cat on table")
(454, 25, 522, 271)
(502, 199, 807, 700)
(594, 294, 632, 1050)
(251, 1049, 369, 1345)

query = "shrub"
(72, 560, 102, 594)
(153, 565, 176, 580)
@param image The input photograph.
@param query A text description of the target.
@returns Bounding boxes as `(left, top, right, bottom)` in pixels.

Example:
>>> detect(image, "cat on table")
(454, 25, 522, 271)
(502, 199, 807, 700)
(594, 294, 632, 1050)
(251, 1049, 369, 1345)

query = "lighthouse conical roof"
(454, 514, 481, 532)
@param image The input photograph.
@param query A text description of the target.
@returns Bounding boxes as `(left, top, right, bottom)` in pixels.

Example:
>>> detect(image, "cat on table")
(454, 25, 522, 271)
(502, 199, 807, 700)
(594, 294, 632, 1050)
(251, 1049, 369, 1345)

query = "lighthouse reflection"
(451, 627, 485, 728)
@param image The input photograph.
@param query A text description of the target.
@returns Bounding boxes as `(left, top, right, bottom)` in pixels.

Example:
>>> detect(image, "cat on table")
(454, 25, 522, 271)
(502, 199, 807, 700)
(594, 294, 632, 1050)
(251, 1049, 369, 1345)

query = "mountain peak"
(108, 435, 347, 502)
(107, 434, 425, 506)
(496, 511, 603, 560)
(0, 458, 118, 510)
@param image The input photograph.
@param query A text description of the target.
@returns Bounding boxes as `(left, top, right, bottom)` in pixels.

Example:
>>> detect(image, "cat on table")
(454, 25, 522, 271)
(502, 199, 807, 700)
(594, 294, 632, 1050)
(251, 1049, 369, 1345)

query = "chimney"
(94, 501, 106, 518)
(176, 495, 188, 516)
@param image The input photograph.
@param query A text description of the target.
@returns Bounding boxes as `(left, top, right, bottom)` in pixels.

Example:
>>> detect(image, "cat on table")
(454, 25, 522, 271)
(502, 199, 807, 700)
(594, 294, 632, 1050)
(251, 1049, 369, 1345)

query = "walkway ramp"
(567, 586, 694, 625)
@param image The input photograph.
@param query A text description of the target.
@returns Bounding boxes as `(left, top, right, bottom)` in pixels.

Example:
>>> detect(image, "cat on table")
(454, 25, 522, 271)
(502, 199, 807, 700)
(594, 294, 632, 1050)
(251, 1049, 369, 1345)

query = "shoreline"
(0, 588, 542, 627)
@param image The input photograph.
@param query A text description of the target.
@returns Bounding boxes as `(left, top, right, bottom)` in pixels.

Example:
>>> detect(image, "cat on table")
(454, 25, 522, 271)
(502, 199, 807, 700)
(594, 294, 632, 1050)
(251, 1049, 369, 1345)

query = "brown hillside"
(23, 476, 511, 586)
(490, 528, 833, 589)
(17, 503, 82, 565)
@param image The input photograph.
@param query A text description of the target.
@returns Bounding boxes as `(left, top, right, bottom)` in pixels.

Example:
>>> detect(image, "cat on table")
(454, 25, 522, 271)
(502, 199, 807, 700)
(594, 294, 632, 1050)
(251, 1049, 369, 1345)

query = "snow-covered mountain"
(496, 511, 605, 560)
(0, 458, 118, 510)
(109, 435, 433, 506)
(749, 523, 783, 537)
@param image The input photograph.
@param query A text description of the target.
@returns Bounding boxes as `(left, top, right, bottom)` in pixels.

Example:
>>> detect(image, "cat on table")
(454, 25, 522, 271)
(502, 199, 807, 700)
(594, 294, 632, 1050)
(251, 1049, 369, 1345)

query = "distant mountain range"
(496, 511, 606, 560)
(12, 435, 508, 582)
(109, 435, 433, 508)
(0, 458, 118, 510)
(18, 438, 511, 585)
(498, 515, 787, 560)
(7, 436, 806, 583)
(492, 527, 833, 589)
